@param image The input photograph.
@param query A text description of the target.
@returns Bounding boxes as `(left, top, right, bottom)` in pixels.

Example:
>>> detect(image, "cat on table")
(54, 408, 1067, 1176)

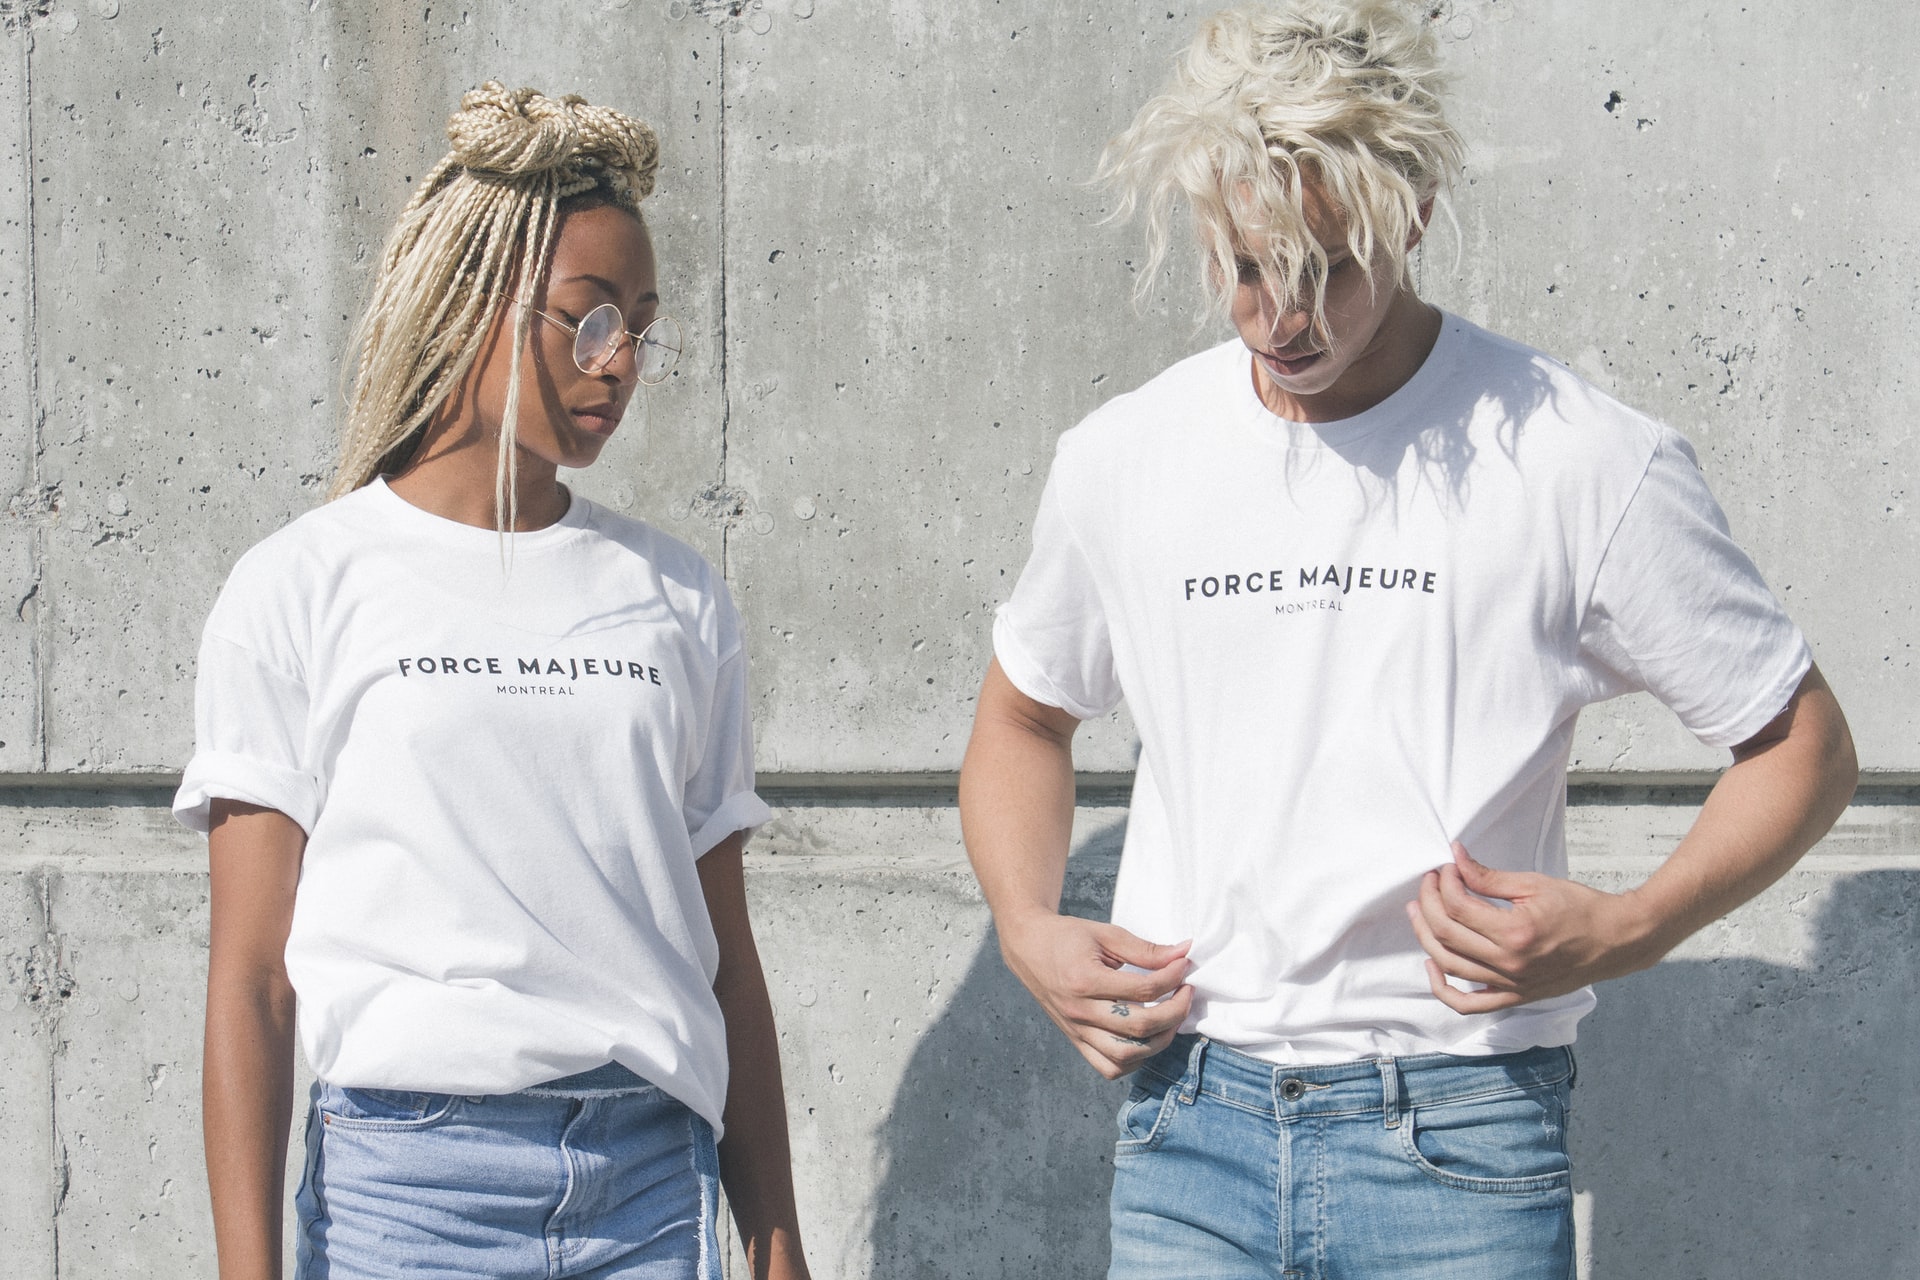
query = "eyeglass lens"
(573, 303, 682, 385)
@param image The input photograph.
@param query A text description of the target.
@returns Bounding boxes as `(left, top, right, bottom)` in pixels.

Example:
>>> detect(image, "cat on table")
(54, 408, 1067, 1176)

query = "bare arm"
(203, 800, 305, 1280)
(1409, 664, 1859, 1009)
(698, 832, 810, 1280)
(958, 659, 1192, 1079)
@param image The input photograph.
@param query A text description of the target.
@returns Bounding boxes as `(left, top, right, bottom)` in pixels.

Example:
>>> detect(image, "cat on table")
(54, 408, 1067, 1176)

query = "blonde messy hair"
(328, 82, 660, 528)
(1099, 0, 1463, 330)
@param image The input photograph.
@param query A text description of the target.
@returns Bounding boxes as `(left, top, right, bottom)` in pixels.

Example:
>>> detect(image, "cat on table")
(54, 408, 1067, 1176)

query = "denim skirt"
(294, 1063, 721, 1280)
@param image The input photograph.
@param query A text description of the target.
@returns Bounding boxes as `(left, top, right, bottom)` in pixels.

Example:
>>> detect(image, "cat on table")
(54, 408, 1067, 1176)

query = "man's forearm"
(1624, 666, 1858, 962)
(957, 666, 1079, 929)
(1410, 667, 1856, 1012)
(958, 661, 1194, 1077)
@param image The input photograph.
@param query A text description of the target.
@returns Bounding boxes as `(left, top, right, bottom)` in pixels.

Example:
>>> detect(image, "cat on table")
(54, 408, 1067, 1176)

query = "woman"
(176, 83, 812, 1280)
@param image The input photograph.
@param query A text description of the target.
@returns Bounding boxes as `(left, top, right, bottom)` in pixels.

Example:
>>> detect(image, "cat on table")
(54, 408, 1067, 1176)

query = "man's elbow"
(1819, 711, 1860, 813)
(1794, 671, 1858, 819)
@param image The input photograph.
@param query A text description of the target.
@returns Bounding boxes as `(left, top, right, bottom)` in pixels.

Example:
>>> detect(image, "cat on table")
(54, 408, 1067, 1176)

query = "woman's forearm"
(203, 970, 297, 1280)
(699, 834, 810, 1280)
(714, 951, 809, 1279)
(204, 800, 306, 1280)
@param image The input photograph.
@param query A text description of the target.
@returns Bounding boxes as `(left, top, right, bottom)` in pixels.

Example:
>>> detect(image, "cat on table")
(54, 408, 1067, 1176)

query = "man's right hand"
(997, 908, 1193, 1079)
(960, 658, 1194, 1079)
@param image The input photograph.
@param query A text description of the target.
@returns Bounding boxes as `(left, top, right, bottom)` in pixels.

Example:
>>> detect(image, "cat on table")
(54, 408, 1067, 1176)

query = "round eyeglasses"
(525, 301, 683, 385)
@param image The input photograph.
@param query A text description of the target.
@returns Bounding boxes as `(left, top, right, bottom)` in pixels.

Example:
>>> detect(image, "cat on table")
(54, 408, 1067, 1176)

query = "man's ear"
(1407, 197, 1435, 251)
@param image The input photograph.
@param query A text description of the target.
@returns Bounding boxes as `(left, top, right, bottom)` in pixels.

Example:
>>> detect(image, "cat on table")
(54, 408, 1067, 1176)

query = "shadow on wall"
(1576, 867, 1920, 1279)
(865, 848, 1920, 1279)
(863, 818, 1130, 1280)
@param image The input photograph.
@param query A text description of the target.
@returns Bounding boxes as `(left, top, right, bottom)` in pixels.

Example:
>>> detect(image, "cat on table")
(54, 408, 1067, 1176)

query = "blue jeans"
(295, 1065, 721, 1280)
(1109, 1036, 1575, 1280)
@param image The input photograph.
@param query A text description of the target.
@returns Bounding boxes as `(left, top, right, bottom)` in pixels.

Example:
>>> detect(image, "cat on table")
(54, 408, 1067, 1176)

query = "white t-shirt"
(995, 315, 1811, 1065)
(174, 479, 770, 1130)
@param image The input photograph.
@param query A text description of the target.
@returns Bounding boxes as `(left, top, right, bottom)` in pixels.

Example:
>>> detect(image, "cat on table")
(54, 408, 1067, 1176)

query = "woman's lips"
(571, 407, 623, 434)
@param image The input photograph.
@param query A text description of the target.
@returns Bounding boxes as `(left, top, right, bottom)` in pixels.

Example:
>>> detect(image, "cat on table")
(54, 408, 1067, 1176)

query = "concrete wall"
(0, 1, 1914, 1276)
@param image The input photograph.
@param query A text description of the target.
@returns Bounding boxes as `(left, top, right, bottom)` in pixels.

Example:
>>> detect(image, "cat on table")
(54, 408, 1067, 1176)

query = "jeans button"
(1280, 1078, 1306, 1102)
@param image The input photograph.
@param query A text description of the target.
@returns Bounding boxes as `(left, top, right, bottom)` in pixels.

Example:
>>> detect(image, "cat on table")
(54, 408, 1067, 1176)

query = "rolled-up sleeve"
(993, 465, 1122, 721)
(173, 632, 324, 834)
(683, 590, 773, 856)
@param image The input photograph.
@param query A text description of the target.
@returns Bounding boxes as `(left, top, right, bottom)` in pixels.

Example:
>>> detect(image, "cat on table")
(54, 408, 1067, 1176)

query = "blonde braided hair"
(328, 82, 660, 530)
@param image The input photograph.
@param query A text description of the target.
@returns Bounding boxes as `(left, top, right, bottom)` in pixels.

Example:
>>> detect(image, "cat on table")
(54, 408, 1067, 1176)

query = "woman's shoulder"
(579, 504, 724, 591)
(197, 488, 386, 659)
(575, 503, 743, 659)
(221, 486, 382, 590)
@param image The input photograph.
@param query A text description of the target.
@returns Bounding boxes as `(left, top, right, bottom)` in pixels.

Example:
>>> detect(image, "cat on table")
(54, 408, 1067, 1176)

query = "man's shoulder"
(1436, 314, 1667, 462)
(1055, 339, 1246, 464)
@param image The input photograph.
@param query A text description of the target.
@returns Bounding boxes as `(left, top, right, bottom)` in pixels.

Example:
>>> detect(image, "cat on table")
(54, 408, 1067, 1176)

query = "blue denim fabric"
(295, 1070, 721, 1280)
(1109, 1035, 1574, 1280)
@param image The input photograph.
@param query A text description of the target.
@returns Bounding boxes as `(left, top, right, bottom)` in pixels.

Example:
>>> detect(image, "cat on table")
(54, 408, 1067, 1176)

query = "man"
(957, 3, 1857, 1276)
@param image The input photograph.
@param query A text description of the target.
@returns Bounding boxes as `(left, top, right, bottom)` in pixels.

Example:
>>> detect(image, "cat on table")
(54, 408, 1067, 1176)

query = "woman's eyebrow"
(552, 272, 659, 306)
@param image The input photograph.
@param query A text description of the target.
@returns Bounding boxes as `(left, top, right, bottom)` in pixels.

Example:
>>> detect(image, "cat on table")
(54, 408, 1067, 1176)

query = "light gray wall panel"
(3, 1, 1916, 1274)
(1571, 858, 1920, 1278)
(30, 0, 726, 772)
(718, 0, 1914, 774)
(33, 1, 345, 772)
(0, 866, 57, 1280)
(46, 864, 211, 1274)
(719, 4, 1209, 771)
(20, 0, 1912, 775)
(1421, 0, 1920, 769)
(1, 794, 1916, 1277)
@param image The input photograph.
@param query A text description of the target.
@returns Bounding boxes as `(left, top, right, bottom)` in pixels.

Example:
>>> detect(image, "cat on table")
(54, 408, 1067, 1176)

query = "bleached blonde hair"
(1099, 0, 1463, 329)
(328, 82, 659, 529)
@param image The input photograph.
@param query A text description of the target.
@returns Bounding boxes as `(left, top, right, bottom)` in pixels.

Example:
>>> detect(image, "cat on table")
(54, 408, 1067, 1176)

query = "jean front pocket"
(1397, 1081, 1571, 1194)
(1114, 1071, 1180, 1155)
(317, 1083, 458, 1131)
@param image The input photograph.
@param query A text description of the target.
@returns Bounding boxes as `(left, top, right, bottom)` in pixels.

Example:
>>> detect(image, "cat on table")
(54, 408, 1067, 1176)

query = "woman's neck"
(385, 415, 570, 532)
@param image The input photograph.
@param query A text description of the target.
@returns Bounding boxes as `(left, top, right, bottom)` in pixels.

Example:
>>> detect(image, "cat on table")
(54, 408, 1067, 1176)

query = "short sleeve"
(683, 589, 773, 857)
(173, 632, 325, 834)
(993, 463, 1123, 721)
(1578, 429, 1812, 749)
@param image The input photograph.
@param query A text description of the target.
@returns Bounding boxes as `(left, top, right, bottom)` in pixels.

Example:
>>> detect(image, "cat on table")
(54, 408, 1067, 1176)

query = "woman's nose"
(600, 331, 641, 385)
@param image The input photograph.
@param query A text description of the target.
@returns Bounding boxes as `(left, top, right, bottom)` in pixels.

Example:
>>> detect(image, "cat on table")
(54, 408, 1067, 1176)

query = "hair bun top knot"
(445, 81, 660, 203)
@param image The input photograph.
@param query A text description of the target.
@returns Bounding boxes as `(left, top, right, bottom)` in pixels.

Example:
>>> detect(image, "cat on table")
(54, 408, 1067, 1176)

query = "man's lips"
(1259, 348, 1324, 379)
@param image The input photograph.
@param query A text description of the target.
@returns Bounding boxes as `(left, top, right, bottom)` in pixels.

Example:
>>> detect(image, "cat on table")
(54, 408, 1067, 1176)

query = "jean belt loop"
(1180, 1036, 1208, 1105)
(1377, 1057, 1402, 1130)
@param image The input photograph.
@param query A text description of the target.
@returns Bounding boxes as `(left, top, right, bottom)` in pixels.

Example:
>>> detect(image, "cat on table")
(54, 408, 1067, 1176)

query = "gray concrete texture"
(3, 796, 1918, 1277)
(0, 0, 1916, 1276)
(0, 0, 1909, 776)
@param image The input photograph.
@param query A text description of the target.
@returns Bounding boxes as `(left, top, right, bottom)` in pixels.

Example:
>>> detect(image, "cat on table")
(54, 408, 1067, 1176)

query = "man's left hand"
(1404, 842, 1662, 1014)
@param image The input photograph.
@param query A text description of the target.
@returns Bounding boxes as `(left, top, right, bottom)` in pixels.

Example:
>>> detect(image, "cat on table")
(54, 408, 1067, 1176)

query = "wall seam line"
(20, 16, 45, 778)
(715, 21, 732, 580)
(16, 30, 59, 1272)
(40, 866, 63, 1279)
